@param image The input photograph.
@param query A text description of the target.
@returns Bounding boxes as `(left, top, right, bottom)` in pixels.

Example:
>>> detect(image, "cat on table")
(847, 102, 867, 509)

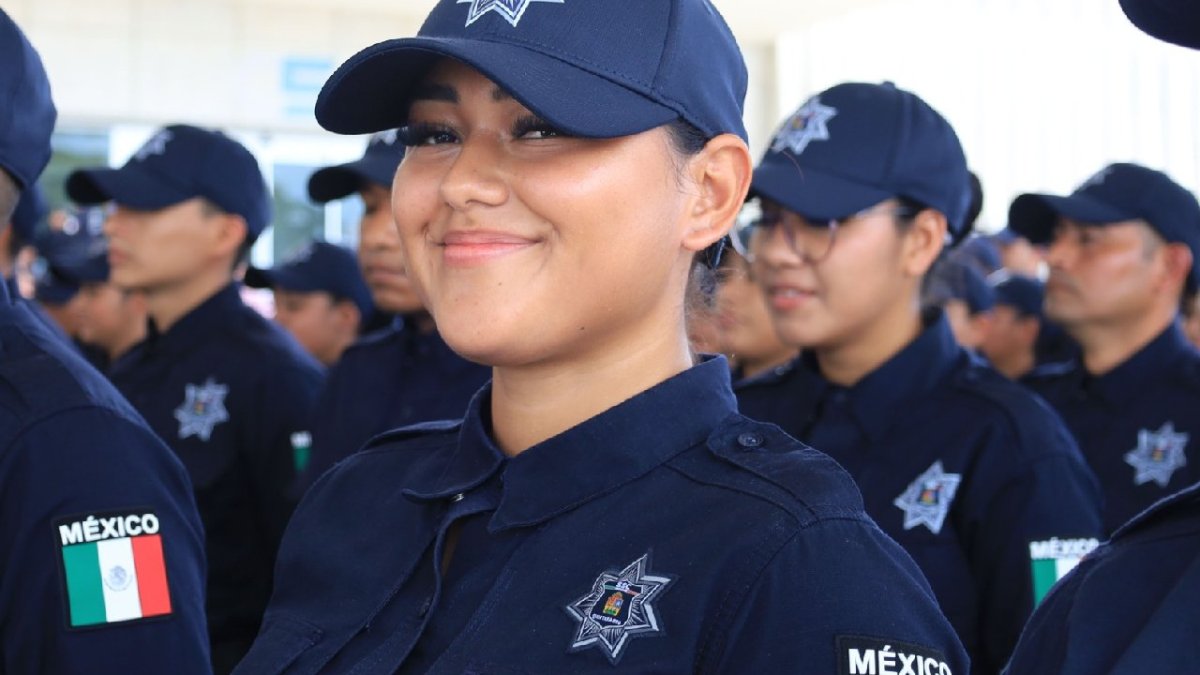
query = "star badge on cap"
(894, 460, 962, 535)
(565, 552, 673, 664)
(458, 0, 565, 27)
(770, 95, 837, 156)
(1124, 422, 1189, 488)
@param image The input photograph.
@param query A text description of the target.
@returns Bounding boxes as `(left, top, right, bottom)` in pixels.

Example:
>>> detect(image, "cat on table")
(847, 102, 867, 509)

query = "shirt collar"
(1086, 323, 1194, 404)
(146, 283, 244, 357)
(804, 311, 962, 444)
(401, 357, 739, 531)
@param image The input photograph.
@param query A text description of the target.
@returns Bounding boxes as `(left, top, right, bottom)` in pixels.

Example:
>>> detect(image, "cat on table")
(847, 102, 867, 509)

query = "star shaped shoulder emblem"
(1124, 422, 1189, 488)
(893, 460, 962, 535)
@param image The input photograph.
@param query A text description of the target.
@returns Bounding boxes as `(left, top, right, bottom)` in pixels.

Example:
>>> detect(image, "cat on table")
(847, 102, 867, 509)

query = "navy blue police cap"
(245, 241, 373, 317)
(0, 9, 56, 193)
(308, 131, 406, 203)
(32, 207, 111, 283)
(990, 273, 1044, 319)
(752, 82, 972, 244)
(1120, 0, 1200, 49)
(926, 260, 995, 315)
(315, 0, 748, 143)
(1009, 163, 1200, 286)
(65, 124, 272, 242)
(32, 264, 79, 305)
(10, 184, 49, 241)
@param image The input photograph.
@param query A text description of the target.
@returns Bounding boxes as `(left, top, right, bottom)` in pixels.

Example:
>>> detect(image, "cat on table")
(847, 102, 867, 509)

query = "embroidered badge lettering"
(565, 552, 673, 664)
(1124, 422, 1189, 488)
(837, 636, 953, 675)
(55, 510, 173, 629)
(893, 460, 961, 535)
(1028, 537, 1099, 604)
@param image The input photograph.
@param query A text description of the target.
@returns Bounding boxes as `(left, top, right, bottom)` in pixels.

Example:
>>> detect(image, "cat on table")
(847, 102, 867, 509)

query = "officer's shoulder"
(945, 359, 1068, 437)
(733, 357, 800, 392)
(302, 420, 463, 498)
(332, 325, 404, 368)
(1167, 346, 1200, 396)
(0, 311, 142, 437)
(1111, 481, 1200, 543)
(670, 413, 868, 528)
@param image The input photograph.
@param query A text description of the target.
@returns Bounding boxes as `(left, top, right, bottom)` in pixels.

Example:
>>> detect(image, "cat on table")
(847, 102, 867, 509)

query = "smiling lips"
(439, 230, 539, 266)
(766, 283, 818, 311)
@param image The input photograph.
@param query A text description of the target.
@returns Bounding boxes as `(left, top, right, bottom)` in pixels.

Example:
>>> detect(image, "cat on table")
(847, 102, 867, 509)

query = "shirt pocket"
(233, 616, 323, 675)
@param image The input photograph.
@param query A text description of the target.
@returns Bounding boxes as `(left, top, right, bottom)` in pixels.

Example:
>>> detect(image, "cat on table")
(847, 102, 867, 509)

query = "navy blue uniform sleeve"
(0, 406, 210, 673)
(711, 516, 969, 675)
(963, 415, 1103, 673)
(246, 364, 323, 552)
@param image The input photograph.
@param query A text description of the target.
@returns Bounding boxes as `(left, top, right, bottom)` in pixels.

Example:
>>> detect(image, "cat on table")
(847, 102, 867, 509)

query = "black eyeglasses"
(744, 203, 919, 264)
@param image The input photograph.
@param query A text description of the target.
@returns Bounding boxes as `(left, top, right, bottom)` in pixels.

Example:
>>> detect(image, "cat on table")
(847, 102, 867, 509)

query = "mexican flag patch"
(55, 510, 173, 628)
(1029, 537, 1100, 605)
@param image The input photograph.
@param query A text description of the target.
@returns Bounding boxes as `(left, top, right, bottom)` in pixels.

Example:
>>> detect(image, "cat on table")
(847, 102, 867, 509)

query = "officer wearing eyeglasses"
(735, 82, 1103, 675)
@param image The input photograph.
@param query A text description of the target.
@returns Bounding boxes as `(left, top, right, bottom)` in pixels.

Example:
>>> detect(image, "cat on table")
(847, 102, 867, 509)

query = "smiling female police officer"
(735, 82, 1103, 674)
(235, 3, 968, 674)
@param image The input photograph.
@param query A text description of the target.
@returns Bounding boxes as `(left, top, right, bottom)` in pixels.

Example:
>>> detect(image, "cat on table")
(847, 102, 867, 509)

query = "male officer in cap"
(245, 240, 372, 367)
(0, 9, 210, 672)
(924, 258, 996, 351)
(1001, 8, 1200, 673)
(66, 124, 325, 672)
(1012, 162, 1200, 533)
(979, 274, 1047, 382)
(295, 132, 490, 492)
(737, 81, 1102, 673)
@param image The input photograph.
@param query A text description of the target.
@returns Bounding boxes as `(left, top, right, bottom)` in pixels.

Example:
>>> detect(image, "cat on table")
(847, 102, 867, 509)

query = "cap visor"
(308, 153, 401, 203)
(750, 159, 893, 222)
(316, 38, 677, 138)
(242, 267, 275, 289)
(66, 165, 193, 210)
(1009, 193, 1135, 244)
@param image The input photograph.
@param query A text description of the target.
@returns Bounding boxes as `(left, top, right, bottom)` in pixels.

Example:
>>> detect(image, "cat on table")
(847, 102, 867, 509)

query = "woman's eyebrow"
(491, 87, 512, 102)
(410, 82, 458, 103)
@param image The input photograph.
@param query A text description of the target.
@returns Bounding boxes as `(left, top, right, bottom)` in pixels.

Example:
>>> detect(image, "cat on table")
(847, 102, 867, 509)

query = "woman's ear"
(681, 133, 752, 254)
(901, 209, 949, 278)
(1158, 242, 1194, 294)
(213, 213, 249, 261)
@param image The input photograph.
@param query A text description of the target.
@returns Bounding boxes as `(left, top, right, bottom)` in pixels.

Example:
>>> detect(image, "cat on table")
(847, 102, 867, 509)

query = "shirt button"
(417, 596, 433, 618)
(450, 493, 465, 503)
(737, 432, 764, 449)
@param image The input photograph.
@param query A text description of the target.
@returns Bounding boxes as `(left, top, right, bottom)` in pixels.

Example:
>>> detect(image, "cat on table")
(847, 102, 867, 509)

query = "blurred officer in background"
(0, 9, 210, 673)
(736, 81, 1103, 673)
(294, 131, 490, 493)
(979, 273, 1046, 381)
(715, 226, 798, 381)
(245, 240, 372, 367)
(66, 124, 324, 673)
(991, 226, 1046, 279)
(924, 258, 996, 351)
(1013, 162, 1200, 533)
(1001, 6, 1200, 673)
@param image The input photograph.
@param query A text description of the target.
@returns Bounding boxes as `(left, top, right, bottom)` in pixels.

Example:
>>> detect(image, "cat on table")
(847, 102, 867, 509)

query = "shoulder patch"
(836, 635, 953, 675)
(55, 509, 173, 629)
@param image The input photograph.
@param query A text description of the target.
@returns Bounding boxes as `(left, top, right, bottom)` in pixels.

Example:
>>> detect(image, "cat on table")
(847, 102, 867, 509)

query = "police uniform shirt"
(1003, 481, 1200, 674)
(109, 282, 324, 667)
(236, 357, 969, 674)
(1025, 324, 1200, 533)
(0, 280, 209, 672)
(296, 319, 491, 492)
(736, 312, 1103, 675)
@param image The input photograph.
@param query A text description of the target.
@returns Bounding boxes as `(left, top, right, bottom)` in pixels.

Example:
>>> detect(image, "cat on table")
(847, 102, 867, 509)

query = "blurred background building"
(9, 0, 1199, 266)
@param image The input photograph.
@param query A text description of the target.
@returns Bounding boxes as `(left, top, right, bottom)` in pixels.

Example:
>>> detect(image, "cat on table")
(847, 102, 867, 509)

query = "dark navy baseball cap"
(315, 0, 748, 142)
(1009, 163, 1200, 285)
(32, 207, 111, 285)
(1120, 0, 1200, 49)
(66, 124, 272, 241)
(752, 82, 972, 242)
(245, 241, 373, 317)
(0, 9, 56, 193)
(926, 260, 995, 315)
(308, 130, 406, 203)
(991, 273, 1044, 319)
(11, 183, 48, 241)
